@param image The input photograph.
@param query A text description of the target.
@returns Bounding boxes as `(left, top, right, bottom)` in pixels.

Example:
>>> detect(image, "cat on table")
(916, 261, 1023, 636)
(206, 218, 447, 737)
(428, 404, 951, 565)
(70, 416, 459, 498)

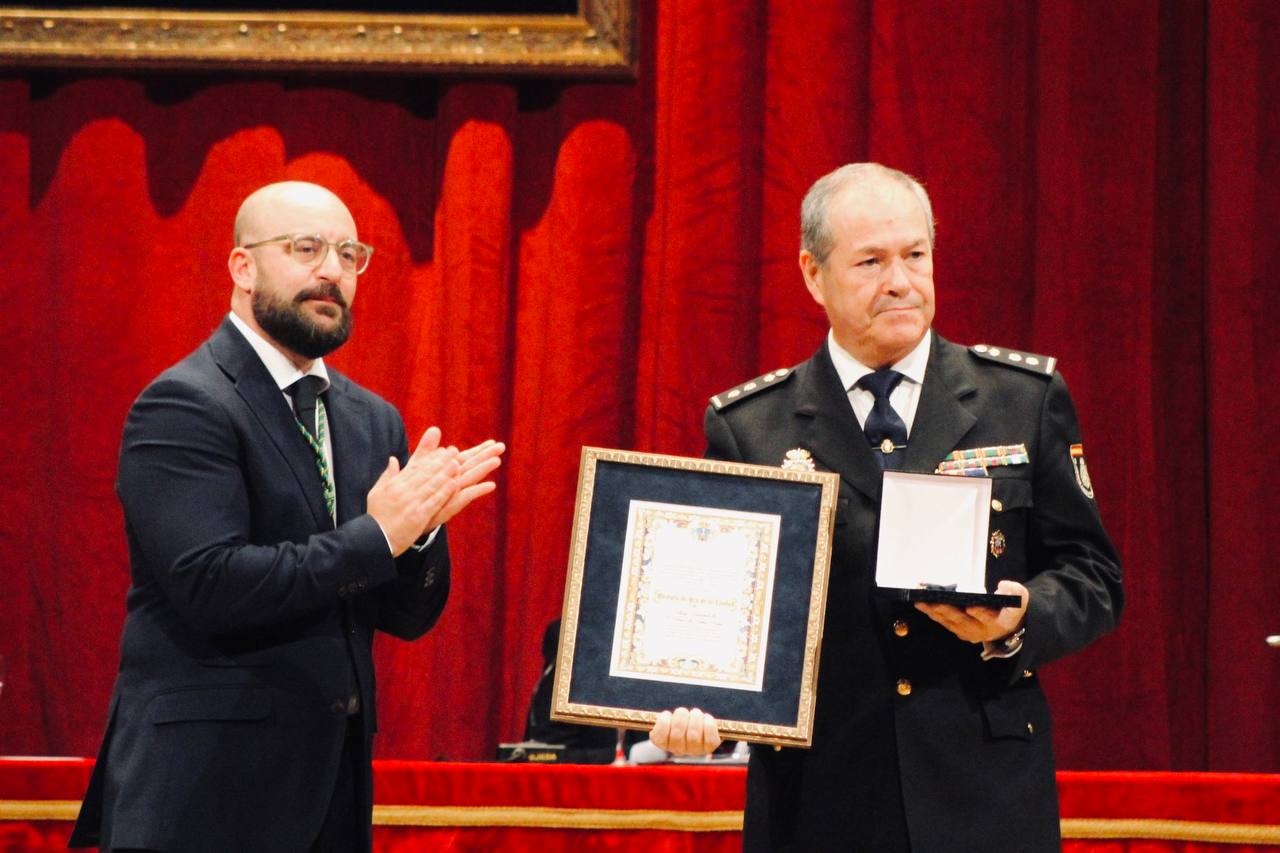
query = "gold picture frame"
(0, 1, 635, 78)
(552, 447, 839, 748)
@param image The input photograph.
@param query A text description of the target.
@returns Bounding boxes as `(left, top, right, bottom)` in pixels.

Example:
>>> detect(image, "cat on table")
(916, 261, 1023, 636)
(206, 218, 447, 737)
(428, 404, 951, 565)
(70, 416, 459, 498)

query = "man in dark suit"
(653, 163, 1122, 852)
(70, 181, 505, 853)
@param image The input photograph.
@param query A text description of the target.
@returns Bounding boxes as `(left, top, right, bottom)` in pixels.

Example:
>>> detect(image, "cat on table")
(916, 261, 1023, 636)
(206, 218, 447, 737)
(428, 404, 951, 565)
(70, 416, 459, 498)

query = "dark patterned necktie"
(287, 376, 325, 441)
(857, 369, 908, 471)
(286, 376, 336, 521)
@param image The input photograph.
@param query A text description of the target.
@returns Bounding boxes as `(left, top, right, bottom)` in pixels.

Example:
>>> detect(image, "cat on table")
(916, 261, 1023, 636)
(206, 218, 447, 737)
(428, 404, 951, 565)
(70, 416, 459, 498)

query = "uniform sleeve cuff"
(981, 626, 1026, 661)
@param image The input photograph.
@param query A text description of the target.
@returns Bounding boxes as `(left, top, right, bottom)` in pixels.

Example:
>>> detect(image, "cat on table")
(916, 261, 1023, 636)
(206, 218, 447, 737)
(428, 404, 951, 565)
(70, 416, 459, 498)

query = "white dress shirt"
(826, 328, 932, 433)
(228, 311, 334, 459)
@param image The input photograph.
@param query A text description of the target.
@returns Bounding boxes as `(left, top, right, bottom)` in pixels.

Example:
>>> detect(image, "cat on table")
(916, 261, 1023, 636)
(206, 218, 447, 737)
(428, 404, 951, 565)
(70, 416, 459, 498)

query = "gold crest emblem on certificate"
(782, 448, 816, 472)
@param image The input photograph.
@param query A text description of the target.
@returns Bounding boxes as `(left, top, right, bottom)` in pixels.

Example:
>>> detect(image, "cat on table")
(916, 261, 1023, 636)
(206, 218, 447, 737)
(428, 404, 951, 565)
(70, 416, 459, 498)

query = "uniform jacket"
(706, 333, 1122, 853)
(71, 318, 451, 852)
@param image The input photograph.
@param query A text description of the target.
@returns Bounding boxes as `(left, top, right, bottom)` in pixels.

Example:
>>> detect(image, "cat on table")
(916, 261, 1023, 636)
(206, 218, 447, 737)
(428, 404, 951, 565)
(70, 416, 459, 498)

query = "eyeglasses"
(241, 233, 374, 275)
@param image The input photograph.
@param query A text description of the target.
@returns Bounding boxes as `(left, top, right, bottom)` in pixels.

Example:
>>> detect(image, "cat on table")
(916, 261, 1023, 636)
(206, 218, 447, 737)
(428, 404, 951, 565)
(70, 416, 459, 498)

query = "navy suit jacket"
(707, 334, 1122, 853)
(71, 318, 450, 852)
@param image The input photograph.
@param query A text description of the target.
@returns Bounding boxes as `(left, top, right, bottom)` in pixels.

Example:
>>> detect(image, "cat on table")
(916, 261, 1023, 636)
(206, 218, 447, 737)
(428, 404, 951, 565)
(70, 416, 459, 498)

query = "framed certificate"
(551, 447, 839, 747)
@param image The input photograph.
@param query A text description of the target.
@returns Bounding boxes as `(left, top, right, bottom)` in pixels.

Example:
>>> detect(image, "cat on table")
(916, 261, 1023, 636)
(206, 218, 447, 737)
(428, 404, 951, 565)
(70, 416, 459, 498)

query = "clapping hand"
(367, 427, 505, 556)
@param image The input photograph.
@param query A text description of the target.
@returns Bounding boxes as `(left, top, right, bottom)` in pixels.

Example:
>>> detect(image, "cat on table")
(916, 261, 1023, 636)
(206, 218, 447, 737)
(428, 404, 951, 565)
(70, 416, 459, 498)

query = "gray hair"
(800, 163, 935, 264)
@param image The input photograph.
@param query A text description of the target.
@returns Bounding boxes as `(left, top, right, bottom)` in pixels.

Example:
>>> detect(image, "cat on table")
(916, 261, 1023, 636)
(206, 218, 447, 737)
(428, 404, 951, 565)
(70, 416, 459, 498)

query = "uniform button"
(1026, 722, 1035, 735)
(1022, 669, 1034, 679)
(423, 568, 436, 589)
(347, 694, 361, 714)
(892, 620, 909, 638)
(896, 679, 912, 696)
(330, 700, 347, 714)
(991, 499, 1003, 512)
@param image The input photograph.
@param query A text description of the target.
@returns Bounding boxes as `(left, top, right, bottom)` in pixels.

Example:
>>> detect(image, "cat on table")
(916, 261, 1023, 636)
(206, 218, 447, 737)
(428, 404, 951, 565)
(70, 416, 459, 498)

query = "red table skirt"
(2, 758, 1277, 851)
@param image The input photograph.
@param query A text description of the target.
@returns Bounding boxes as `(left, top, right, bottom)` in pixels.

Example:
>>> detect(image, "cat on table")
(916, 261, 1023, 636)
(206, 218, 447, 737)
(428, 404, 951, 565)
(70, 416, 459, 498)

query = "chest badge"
(989, 529, 1007, 558)
(782, 448, 816, 472)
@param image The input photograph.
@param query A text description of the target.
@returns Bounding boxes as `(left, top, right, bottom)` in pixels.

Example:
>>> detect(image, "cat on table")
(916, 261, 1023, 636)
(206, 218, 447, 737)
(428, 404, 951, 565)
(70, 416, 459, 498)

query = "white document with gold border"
(609, 500, 781, 692)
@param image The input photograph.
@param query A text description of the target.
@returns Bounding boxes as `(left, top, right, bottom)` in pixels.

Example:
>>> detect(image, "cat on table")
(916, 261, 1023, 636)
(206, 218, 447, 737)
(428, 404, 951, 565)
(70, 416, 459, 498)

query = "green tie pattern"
(294, 398, 336, 521)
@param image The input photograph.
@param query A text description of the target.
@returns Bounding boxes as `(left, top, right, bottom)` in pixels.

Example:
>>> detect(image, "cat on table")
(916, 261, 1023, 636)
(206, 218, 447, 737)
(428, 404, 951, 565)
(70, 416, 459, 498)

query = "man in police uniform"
(652, 163, 1122, 852)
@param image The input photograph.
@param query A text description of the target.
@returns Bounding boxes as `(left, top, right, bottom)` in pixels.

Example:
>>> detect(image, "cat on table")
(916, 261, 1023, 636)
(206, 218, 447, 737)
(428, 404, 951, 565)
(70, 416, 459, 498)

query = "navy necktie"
(857, 369, 908, 470)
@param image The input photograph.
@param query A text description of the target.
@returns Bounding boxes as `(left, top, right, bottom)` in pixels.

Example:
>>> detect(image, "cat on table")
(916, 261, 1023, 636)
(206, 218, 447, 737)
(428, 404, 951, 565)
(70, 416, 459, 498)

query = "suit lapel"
(208, 319, 332, 530)
(903, 335, 979, 473)
(795, 343, 885, 503)
(324, 374, 372, 526)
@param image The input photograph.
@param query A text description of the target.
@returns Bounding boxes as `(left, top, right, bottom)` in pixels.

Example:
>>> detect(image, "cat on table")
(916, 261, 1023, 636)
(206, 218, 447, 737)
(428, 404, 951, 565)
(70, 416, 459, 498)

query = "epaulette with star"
(968, 343, 1057, 377)
(710, 366, 796, 410)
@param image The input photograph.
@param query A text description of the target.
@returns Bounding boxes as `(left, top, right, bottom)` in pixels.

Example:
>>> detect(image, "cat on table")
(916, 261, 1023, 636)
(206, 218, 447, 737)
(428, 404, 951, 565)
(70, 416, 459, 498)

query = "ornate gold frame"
(0, 1, 634, 77)
(552, 447, 839, 748)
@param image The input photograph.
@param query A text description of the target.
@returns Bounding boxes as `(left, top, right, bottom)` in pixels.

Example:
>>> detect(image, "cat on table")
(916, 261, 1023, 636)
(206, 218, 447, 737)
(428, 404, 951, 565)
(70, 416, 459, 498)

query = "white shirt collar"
(227, 311, 330, 393)
(827, 328, 931, 391)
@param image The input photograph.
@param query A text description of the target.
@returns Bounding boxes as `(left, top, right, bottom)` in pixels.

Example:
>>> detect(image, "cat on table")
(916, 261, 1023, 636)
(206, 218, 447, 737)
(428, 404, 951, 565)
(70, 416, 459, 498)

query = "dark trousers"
(110, 718, 371, 853)
(311, 715, 373, 853)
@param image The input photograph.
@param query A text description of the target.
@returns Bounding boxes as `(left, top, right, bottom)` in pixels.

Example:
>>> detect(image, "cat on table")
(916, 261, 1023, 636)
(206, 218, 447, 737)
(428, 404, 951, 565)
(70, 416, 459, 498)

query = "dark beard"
(252, 282, 353, 359)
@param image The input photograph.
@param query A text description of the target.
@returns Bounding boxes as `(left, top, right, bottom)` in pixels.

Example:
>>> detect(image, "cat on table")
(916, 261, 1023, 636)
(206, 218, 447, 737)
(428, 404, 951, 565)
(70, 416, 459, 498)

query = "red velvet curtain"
(1, 0, 1277, 772)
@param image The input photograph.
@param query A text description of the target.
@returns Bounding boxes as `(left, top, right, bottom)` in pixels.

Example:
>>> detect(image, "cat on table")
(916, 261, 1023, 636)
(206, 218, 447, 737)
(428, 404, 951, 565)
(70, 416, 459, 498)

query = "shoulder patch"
(710, 366, 796, 410)
(969, 343, 1056, 377)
